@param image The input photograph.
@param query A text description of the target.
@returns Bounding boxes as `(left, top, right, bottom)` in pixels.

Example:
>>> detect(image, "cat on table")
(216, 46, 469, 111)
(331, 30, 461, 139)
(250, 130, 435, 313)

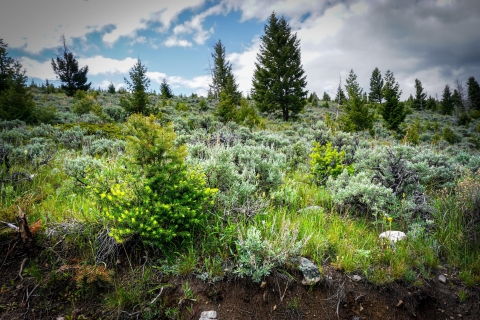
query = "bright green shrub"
(96, 115, 217, 246)
(310, 141, 354, 185)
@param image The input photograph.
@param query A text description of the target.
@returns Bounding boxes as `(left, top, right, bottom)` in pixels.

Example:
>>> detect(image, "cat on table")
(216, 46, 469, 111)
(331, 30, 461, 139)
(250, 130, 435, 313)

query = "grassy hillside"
(1, 88, 479, 319)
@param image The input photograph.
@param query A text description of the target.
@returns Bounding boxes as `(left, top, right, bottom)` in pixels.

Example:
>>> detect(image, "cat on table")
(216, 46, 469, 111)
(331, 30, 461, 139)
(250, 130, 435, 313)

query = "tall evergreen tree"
(340, 69, 374, 132)
(107, 82, 116, 94)
(467, 76, 480, 110)
(51, 36, 91, 96)
(441, 84, 453, 115)
(334, 83, 347, 105)
(160, 78, 173, 100)
(210, 39, 240, 104)
(369, 67, 383, 104)
(0, 39, 35, 122)
(451, 89, 463, 114)
(382, 70, 405, 130)
(322, 92, 331, 101)
(426, 95, 437, 111)
(252, 12, 308, 121)
(413, 78, 427, 110)
(121, 59, 151, 116)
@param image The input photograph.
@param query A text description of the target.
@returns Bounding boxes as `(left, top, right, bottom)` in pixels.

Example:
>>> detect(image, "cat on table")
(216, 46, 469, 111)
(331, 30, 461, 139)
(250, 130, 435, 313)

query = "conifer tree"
(252, 12, 308, 121)
(413, 78, 427, 110)
(441, 84, 453, 115)
(451, 89, 463, 114)
(369, 67, 383, 104)
(121, 59, 151, 116)
(210, 39, 240, 104)
(340, 69, 374, 132)
(334, 83, 347, 105)
(0, 39, 35, 122)
(426, 96, 437, 111)
(467, 76, 480, 110)
(382, 70, 405, 130)
(107, 82, 116, 94)
(160, 78, 173, 100)
(51, 36, 91, 96)
(322, 92, 331, 101)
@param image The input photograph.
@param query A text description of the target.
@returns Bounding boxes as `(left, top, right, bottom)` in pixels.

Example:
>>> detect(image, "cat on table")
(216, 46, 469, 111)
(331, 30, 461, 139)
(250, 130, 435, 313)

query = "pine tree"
(467, 76, 480, 110)
(451, 89, 463, 114)
(121, 59, 151, 116)
(216, 81, 237, 123)
(252, 12, 308, 121)
(426, 96, 437, 111)
(334, 83, 347, 105)
(369, 67, 383, 104)
(382, 70, 405, 130)
(413, 78, 427, 110)
(210, 40, 240, 104)
(51, 36, 91, 96)
(108, 82, 116, 94)
(322, 92, 331, 101)
(340, 69, 374, 132)
(441, 84, 453, 115)
(160, 78, 173, 100)
(0, 39, 35, 122)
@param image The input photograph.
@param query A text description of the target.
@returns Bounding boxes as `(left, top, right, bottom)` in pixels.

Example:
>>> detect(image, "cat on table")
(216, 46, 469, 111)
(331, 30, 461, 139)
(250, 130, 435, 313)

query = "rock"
(199, 310, 217, 320)
(379, 231, 406, 243)
(351, 275, 362, 282)
(438, 274, 447, 283)
(299, 257, 322, 285)
(260, 281, 266, 288)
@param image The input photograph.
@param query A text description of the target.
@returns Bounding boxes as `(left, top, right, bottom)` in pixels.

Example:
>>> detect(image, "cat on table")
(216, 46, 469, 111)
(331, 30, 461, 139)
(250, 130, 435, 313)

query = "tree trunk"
(283, 107, 289, 121)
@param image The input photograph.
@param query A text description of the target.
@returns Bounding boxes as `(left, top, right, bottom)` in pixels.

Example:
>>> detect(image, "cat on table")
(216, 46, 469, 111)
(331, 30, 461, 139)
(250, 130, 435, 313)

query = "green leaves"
(96, 115, 217, 246)
(252, 12, 308, 121)
(310, 141, 354, 185)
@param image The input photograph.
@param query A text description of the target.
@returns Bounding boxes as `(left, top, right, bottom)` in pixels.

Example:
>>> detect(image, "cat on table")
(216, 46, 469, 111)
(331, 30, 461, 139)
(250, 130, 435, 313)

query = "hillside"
(1, 88, 479, 319)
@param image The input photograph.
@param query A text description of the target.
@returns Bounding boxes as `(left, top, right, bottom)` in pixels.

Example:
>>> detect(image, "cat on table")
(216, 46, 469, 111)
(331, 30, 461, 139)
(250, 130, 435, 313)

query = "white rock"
(438, 274, 447, 283)
(199, 310, 217, 320)
(379, 231, 406, 243)
(351, 275, 362, 282)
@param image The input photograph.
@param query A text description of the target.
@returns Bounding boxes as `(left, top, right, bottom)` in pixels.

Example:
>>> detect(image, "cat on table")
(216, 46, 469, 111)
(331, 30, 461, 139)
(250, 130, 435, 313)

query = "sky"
(2, 0, 480, 100)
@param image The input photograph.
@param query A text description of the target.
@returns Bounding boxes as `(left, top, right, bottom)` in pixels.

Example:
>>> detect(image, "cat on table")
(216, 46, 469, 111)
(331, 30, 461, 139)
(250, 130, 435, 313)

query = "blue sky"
(2, 0, 480, 99)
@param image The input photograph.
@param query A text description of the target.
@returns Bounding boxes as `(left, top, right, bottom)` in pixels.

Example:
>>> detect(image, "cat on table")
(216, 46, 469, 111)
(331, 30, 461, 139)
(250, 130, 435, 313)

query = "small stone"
(379, 231, 406, 243)
(438, 274, 447, 283)
(299, 257, 322, 285)
(199, 310, 217, 320)
(260, 281, 266, 288)
(396, 300, 403, 307)
(351, 275, 362, 282)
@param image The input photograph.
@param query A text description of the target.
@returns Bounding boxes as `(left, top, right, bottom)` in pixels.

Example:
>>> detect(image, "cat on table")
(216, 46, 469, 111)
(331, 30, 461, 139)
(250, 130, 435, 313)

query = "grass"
(1, 89, 479, 319)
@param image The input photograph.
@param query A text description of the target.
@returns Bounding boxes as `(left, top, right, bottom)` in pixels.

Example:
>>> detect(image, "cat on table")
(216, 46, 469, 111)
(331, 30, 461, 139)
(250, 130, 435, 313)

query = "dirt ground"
(1, 242, 479, 320)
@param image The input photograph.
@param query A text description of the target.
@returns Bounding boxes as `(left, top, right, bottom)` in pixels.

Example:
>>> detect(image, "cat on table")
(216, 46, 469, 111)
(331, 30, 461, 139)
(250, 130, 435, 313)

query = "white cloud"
(79, 56, 137, 75)
(172, 3, 225, 45)
(20, 57, 57, 80)
(146, 71, 168, 84)
(19, 56, 137, 80)
(168, 75, 210, 95)
(1, 0, 206, 52)
(164, 36, 193, 47)
(227, 37, 261, 96)
(130, 36, 147, 45)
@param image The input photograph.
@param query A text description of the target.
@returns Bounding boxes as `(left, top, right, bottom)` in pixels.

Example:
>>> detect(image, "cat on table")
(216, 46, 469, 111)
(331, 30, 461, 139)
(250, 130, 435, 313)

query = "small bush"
(95, 115, 217, 246)
(310, 141, 353, 185)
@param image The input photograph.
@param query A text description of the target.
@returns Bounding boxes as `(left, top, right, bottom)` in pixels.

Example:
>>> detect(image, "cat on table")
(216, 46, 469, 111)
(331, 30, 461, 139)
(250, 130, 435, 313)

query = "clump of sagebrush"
(89, 115, 217, 246)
